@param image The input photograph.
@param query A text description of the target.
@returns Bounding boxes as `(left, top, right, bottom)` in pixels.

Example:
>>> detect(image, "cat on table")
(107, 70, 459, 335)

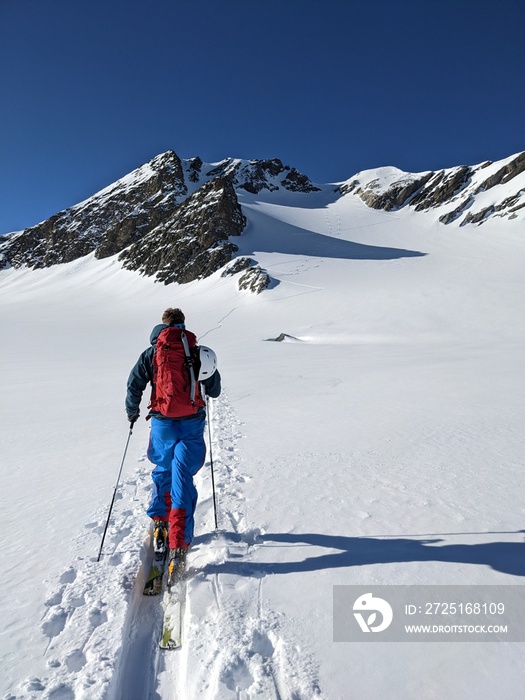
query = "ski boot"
(153, 520, 169, 560)
(167, 548, 187, 590)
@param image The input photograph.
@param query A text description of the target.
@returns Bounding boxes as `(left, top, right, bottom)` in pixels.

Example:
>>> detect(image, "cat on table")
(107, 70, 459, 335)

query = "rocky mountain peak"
(0, 149, 189, 269)
(200, 157, 320, 194)
(0, 148, 322, 288)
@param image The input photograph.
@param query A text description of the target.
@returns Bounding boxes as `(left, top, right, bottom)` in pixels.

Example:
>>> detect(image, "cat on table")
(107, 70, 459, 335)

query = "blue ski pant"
(146, 416, 206, 549)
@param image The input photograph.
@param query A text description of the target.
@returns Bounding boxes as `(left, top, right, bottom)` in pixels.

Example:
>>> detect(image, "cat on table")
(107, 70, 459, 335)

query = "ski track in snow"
(8, 461, 154, 700)
(9, 393, 323, 700)
(155, 393, 324, 699)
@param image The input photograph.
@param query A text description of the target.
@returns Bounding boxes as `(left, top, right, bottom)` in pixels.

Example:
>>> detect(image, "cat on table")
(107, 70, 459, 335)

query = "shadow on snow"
(194, 530, 525, 578)
(236, 212, 426, 261)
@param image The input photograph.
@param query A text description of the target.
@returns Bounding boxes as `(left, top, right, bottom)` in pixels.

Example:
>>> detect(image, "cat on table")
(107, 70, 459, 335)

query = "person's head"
(162, 307, 185, 325)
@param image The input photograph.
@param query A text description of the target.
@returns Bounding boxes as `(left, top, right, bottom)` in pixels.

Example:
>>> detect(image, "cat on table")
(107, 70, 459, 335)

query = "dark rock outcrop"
(265, 333, 302, 342)
(221, 256, 254, 277)
(281, 167, 320, 192)
(340, 172, 433, 210)
(410, 166, 472, 211)
(475, 151, 525, 193)
(119, 177, 246, 284)
(186, 157, 204, 183)
(438, 197, 474, 225)
(238, 265, 272, 294)
(220, 256, 272, 294)
(205, 157, 320, 194)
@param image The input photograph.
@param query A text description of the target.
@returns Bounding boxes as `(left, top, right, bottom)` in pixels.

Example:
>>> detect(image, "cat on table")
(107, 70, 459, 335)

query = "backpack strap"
(180, 331, 197, 404)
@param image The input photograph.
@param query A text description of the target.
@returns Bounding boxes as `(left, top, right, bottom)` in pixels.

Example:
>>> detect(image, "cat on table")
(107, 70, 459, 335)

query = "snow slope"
(0, 184, 524, 699)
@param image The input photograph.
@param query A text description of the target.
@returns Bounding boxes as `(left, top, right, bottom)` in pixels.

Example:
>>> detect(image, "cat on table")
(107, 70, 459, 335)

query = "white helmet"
(198, 345, 217, 380)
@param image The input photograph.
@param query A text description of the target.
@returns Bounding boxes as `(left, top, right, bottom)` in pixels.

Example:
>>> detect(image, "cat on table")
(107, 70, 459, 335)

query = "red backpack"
(149, 327, 205, 418)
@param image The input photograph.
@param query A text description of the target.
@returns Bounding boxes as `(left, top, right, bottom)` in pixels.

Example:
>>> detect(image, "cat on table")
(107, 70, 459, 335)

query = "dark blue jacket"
(126, 323, 221, 420)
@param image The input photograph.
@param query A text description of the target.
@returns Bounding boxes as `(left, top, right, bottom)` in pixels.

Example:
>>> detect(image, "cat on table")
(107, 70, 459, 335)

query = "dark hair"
(162, 307, 185, 325)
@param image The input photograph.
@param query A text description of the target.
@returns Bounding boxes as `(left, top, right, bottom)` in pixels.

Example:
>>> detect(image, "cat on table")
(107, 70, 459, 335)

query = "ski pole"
(97, 421, 135, 561)
(206, 394, 219, 531)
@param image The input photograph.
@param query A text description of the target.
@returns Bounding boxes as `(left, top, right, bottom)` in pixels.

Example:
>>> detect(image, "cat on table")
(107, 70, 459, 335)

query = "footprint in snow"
(23, 677, 45, 692)
(45, 587, 65, 607)
(59, 568, 77, 585)
(88, 605, 108, 628)
(64, 648, 87, 673)
(43, 682, 76, 700)
(42, 607, 68, 638)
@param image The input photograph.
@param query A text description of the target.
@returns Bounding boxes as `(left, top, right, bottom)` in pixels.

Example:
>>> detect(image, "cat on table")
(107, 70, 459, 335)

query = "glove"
(127, 412, 140, 425)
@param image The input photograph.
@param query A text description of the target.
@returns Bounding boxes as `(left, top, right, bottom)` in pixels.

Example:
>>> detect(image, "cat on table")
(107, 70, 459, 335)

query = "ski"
(160, 579, 186, 649)
(159, 548, 188, 649)
(143, 550, 167, 596)
(143, 521, 169, 596)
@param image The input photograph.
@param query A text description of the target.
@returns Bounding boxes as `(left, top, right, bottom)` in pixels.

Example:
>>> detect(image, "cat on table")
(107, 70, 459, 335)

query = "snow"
(0, 183, 524, 699)
(340, 164, 431, 193)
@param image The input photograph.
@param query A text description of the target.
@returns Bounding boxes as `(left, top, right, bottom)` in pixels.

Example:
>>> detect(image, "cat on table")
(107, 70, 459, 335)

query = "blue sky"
(1, 0, 524, 233)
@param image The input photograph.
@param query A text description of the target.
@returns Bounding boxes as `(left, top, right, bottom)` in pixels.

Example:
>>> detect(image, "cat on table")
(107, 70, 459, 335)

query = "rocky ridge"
(0, 151, 318, 290)
(199, 157, 320, 194)
(2, 151, 187, 269)
(1, 149, 523, 293)
(340, 151, 525, 226)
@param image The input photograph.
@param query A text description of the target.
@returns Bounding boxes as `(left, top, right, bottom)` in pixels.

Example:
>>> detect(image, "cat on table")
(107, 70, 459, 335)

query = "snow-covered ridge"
(1, 149, 523, 287)
(185, 156, 321, 195)
(340, 151, 525, 225)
